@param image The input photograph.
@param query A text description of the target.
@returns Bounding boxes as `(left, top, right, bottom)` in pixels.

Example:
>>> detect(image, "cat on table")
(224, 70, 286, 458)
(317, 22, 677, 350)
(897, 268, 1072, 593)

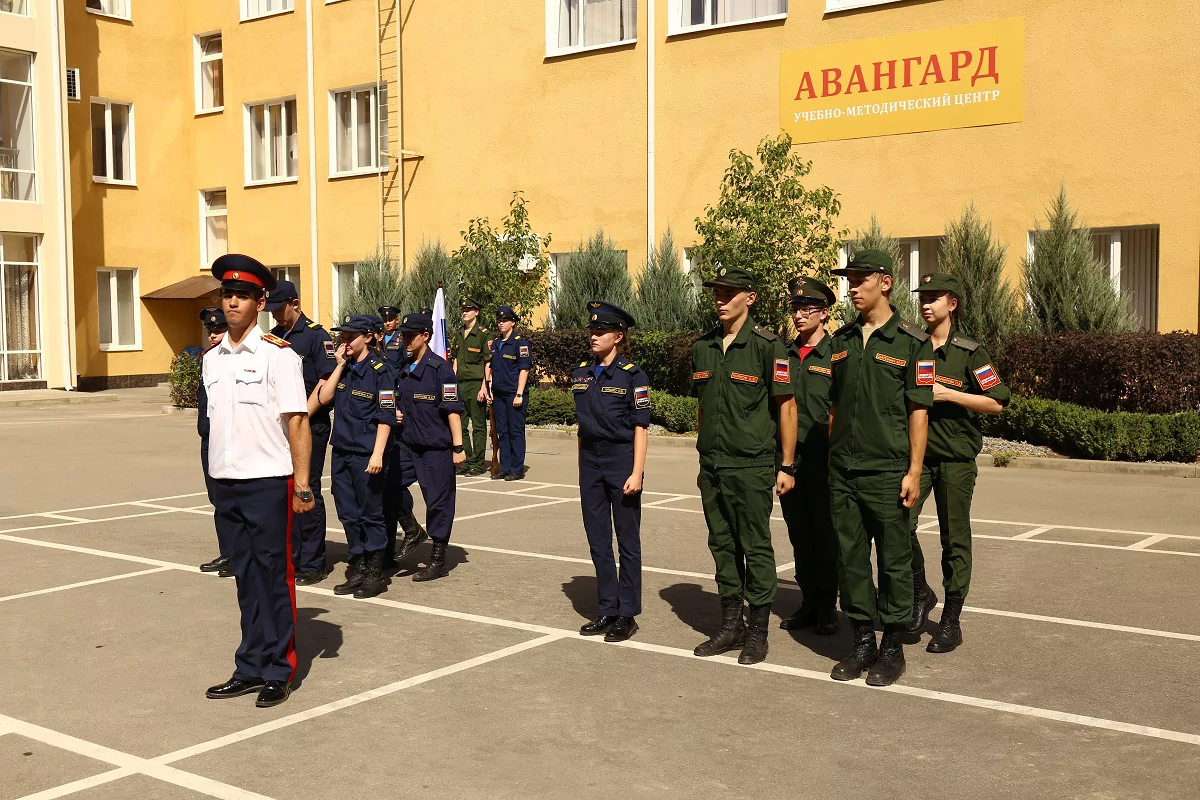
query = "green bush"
(982, 396, 1200, 463)
(338, 249, 403, 319)
(170, 352, 201, 409)
(454, 192, 552, 326)
(400, 240, 457, 315)
(649, 390, 699, 433)
(632, 228, 712, 332)
(549, 229, 633, 329)
(526, 387, 577, 426)
(941, 204, 1019, 348)
(841, 215, 920, 326)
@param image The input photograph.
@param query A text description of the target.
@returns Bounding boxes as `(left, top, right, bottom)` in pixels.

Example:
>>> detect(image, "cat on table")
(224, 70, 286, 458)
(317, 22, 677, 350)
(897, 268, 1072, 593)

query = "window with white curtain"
(90, 98, 135, 184)
(259, 266, 301, 331)
(86, 0, 131, 20)
(195, 33, 223, 113)
(547, 0, 636, 56)
(241, 0, 293, 21)
(200, 189, 228, 269)
(0, 49, 36, 201)
(330, 85, 387, 176)
(0, 1, 30, 18)
(670, 0, 787, 34)
(97, 267, 140, 351)
(897, 236, 943, 287)
(1091, 226, 1160, 331)
(0, 233, 41, 381)
(824, 0, 901, 13)
(245, 98, 298, 184)
(332, 262, 359, 319)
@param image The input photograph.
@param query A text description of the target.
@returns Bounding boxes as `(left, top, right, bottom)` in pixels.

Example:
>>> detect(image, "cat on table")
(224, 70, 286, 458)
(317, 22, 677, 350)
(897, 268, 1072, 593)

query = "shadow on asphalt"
(293, 607, 343, 686)
(561, 575, 600, 620)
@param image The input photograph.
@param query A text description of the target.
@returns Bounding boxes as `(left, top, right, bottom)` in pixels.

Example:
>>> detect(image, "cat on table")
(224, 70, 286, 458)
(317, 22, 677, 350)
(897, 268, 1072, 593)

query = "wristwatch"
(294, 488, 315, 502)
(452, 445, 465, 454)
(779, 463, 797, 477)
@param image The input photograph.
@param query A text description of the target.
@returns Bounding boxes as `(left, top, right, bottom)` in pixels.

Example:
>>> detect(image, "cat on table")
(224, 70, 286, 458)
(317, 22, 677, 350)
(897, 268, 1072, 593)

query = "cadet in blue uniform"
(485, 306, 531, 480)
(572, 301, 650, 643)
(265, 281, 338, 585)
(197, 306, 233, 578)
(316, 314, 396, 599)
(392, 312, 467, 581)
(379, 306, 406, 367)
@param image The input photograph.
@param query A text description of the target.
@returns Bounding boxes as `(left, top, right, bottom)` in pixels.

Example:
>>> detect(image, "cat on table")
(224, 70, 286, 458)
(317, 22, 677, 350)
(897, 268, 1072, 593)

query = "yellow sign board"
(780, 18, 1024, 143)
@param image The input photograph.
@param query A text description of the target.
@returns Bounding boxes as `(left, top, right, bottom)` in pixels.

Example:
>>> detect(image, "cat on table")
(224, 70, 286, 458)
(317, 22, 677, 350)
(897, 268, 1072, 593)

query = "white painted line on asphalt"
(455, 498, 579, 521)
(776, 561, 796, 574)
(455, 486, 569, 502)
(961, 605, 1200, 642)
(0, 413, 164, 427)
(642, 494, 692, 508)
(0, 533, 180, 568)
(0, 567, 171, 604)
(152, 634, 564, 766)
(14, 768, 137, 800)
(37, 513, 92, 523)
(1012, 526, 1053, 540)
(1128, 534, 1171, 551)
(0, 492, 207, 521)
(916, 520, 940, 532)
(452, 541, 715, 580)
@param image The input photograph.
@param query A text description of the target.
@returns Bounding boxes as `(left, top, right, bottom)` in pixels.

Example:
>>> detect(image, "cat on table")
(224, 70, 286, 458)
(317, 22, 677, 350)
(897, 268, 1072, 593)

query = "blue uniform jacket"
(396, 350, 465, 450)
(272, 314, 337, 425)
(381, 332, 407, 368)
(331, 355, 395, 454)
(571, 357, 651, 447)
(489, 333, 532, 395)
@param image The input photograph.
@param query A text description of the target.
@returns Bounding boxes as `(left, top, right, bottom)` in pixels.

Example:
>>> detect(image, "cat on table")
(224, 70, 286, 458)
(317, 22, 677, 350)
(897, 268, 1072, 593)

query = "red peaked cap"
(211, 254, 277, 293)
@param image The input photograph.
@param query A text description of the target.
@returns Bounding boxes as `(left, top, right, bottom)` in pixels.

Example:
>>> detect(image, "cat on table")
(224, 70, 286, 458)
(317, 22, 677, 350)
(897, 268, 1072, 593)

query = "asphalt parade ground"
(2, 392, 1199, 799)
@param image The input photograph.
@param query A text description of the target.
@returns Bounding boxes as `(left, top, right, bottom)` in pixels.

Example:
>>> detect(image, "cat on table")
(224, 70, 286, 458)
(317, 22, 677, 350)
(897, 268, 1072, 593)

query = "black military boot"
(779, 605, 817, 631)
(693, 597, 746, 657)
(927, 594, 964, 653)
(866, 629, 907, 686)
(353, 551, 388, 599)
(412, 541, 448, 582)
(332, 554, 364, 595)
(830, 619, 878, 681)
(738, 605, 772, 665)
(814, 606, 839, 636)
(905, 570, 938, 638)
(394, 513, 429, 564)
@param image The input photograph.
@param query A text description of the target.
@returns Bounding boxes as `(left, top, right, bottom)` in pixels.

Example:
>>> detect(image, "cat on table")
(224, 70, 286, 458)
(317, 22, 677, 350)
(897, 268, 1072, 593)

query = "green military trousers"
(830, 467, 913, 628)
(778, 470, 838, 611)
(910, 460, 977, 598)
(699, 465, 777, 608)
(459, 379, 488, 471)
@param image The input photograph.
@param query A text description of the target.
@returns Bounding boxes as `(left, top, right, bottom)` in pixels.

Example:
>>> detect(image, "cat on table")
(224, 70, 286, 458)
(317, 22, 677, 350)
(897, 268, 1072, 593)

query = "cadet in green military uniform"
(905, 273, 1010, 653)
(827, 250, 934, 687)
(690, 265, 797, 666)
(778, 276, 839, 637)
(452, 297, 490, 476)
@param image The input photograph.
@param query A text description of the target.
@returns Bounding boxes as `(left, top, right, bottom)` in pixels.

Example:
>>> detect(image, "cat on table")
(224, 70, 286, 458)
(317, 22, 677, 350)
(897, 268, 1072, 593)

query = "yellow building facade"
(29, 0, 1200, 388)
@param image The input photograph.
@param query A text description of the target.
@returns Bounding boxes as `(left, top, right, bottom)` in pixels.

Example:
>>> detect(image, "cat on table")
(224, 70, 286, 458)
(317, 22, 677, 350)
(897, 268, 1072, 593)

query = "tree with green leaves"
(692, 133, 845, 334)
(337, 249, 403, 319)
(548, 229, 632, 329)
(940, 204, 1019, 344)
(1023, 187, 1133, 334)
(839, 215, 920, 326)
(453, 191, 551, 327)
(400, 240, 458, 315)
(632, 227, 711, 332)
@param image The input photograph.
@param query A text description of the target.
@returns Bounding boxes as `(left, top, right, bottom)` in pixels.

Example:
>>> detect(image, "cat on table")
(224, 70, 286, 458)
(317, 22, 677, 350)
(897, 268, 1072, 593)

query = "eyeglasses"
(790, 305, 827, 316)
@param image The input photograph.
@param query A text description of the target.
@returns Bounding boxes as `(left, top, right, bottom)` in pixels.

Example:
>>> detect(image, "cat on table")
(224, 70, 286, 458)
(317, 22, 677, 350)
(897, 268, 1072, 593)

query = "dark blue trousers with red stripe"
(212, 476, 297, 683)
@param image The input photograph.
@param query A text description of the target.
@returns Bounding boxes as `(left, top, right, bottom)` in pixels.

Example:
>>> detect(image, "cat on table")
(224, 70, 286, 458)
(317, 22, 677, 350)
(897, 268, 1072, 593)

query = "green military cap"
(702, 263, 756, 290)
(460, 297, 481, 311)
(913, 272, 963, 297)
(833, 248, 893, 276)
(788, 276, 836, 306)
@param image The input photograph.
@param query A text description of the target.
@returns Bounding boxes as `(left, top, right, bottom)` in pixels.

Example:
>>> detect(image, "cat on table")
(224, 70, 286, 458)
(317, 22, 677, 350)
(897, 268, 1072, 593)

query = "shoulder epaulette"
(752, 324, 778, 342)
(898, 321, 930, 342)
(621, 362, 637, 372)
(950, 335, 980, 352)
(372, 360, 384, 371)
(307, 322, 322, 329)
(578, 360, 589, 368)
(261, 332, 291, 348)
(201, 343, 218, 357)
(514, 335, 523, 341)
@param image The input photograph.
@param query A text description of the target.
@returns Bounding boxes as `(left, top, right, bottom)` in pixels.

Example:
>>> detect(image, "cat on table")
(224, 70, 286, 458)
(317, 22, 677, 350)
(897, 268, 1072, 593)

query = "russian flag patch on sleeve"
(323, 340, 335, 359)
(442, 383, 459, 402)
(916, 360, 935, 386)
(774, 359, 790, 383)
(519, 345, 530, 359)
(973, 363, 1001, 390)
(634, 385, 650, 409)
(379, 389, 395, 409)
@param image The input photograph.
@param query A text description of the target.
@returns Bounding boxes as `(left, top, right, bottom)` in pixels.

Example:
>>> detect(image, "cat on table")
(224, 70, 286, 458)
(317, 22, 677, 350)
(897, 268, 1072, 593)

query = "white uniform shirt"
(203, 326, 308, 480)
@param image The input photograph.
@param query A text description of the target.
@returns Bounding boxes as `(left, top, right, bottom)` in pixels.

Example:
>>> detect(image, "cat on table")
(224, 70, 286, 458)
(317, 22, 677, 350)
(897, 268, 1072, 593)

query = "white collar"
(219, 326, 262, 355)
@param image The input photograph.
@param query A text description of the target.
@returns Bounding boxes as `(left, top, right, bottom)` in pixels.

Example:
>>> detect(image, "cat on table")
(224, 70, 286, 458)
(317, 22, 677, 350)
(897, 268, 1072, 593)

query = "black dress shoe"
(206, 676, 264, 699)
(490, 470, 507, 480)
(255, 680, 292, 708)
(604, 617, 639, 643)
(504, 472, 524, 481)
(199, 555, 229, 573)
(779, 605, 817, 630)
(579, 616, 619, 636)
(294, 569, 327, 586)
(217, 567, 234, 578)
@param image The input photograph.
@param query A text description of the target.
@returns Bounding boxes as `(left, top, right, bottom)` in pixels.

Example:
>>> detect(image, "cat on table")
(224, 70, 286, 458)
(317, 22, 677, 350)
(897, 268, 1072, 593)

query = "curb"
(0, 394, 120, 408)
(1002, 456, 1200, 479)
(161, 405, 199, 417)
(526, 428, 700, 449)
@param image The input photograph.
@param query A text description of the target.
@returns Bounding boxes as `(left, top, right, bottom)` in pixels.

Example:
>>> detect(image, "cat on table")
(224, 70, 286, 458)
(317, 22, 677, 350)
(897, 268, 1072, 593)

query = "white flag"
(431, 287, 450, 361)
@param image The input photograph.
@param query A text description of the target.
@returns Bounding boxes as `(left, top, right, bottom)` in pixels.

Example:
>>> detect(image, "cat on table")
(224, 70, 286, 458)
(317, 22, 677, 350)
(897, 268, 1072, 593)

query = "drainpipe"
(646, 0, 656, 261)
(305, 0, 321, 322)
(50, 0, 74, 390)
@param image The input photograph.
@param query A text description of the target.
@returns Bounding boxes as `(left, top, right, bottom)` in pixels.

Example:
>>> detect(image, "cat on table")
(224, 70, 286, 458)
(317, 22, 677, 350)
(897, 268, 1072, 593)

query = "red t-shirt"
(798, 345, 816, 364)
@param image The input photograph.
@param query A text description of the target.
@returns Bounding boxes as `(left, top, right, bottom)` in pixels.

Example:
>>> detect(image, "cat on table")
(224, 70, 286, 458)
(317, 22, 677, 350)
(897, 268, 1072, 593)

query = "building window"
(86, 0, 131, 20)
(245, 98, 298, 184)
(97, 267, 140, 351)
(90, 98, 135, 184)
(547, 0, 637, 56)
(241, 0, 293, 21)
(0, 49, 35, 201)
(0, 1, 30, 17)
(332, 261, 358, 317)
(1093, 226, 1159, 331)
(898, 236, 943, 287)
(195, 33, 223, 114)
(259, 265, 301, 331)
(0, 233, 40, 381)
(330, 85, 387, 176)
(824, 0, 900, 13)
(200, 189, 227, 269)
(670, 0, 787, 34)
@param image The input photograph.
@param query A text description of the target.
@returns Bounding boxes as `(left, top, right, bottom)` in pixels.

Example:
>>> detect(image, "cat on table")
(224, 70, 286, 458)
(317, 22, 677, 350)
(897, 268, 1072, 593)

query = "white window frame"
(667, 0, 788, 36)
(259, 265, 300, 331)
(0, 233, 43, 382)
(0, 48, 37, 202)
(0, 1, 31, 18)
(89, 97, 136, 186)
(544, 0, 638, 58)
(824, 0, 900, 13)
(328, 84, 387, 178)
(243, 97, 298, 186)
(96, 267, 142, 352)
(331, 261, 359, 319)
(199, 188, 228, 270)
(193, 32, 224, 116)
(240, 0, 294, 22)
(85, 0, 132, 21)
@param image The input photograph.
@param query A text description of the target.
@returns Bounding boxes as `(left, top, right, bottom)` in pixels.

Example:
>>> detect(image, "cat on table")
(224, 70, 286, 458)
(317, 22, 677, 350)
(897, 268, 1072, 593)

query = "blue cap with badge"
(378, 306, 400, 320)
(263, 280, 299, 311)
(398, 312, 432, 333)
(496, 305, 517, 322)
(199, 305, 227, 330)
(585, 300, 636, 331)
(331, 314, 375, 334)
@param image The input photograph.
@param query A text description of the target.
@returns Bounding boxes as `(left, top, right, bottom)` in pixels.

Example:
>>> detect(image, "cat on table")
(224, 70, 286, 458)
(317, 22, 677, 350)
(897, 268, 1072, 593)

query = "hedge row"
(981, 396, 1200, 463)
(996, 332, 1200, 414)
(526, 329, 698, 396)
(527, 387, 699, 434)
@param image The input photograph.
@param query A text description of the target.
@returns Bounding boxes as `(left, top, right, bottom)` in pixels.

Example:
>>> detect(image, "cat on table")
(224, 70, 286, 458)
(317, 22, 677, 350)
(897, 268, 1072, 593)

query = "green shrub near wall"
(526, 329, 700, 395)
(526, 387, 577, 426)
(526, 387, 701, 434)
(170, 353, 201, 409)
